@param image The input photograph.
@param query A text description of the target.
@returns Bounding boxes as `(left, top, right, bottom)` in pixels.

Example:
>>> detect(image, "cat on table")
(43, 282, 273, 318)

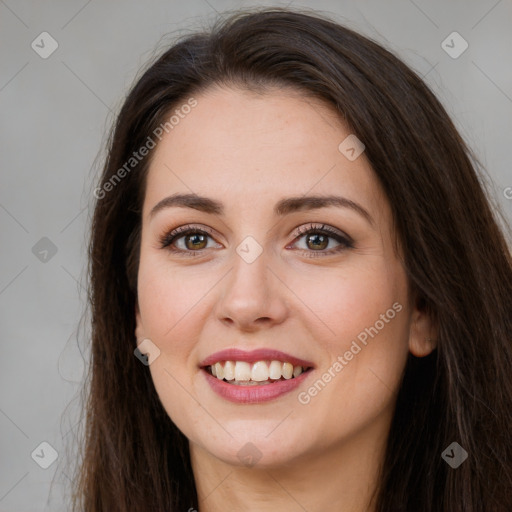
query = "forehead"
(142, 85, 387, 221)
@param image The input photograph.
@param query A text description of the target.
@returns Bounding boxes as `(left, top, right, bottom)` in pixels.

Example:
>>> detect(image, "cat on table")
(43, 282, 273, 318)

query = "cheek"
(287, 255, 406, 348)
(137, 256, 208, 436)
(137, 252, 209, 343)
(136, 255, 207, 393)
(147, 361, 207, 451)
(291, 258, 409, 418)
(297, 321, 409, 452)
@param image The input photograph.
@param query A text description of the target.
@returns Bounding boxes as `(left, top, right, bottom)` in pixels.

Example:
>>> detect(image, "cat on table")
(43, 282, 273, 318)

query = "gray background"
(1, 0, 511, 510)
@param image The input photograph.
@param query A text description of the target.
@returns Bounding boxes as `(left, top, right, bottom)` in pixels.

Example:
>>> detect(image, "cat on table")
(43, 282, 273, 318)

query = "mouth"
(198, 348, 315, 402)
(202, 360, 314, 385)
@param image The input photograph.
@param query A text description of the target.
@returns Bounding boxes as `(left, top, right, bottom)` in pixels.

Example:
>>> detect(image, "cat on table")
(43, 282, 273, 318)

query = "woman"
(72, 6, 512, 511)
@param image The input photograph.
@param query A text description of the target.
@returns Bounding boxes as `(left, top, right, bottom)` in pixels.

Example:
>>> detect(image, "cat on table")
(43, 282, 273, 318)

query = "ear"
(408, 294, 437, 357)
(135, 300, 146, 341)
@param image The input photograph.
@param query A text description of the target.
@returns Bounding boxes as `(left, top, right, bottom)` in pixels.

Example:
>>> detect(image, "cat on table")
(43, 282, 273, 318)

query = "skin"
(134, 85, 436, 512)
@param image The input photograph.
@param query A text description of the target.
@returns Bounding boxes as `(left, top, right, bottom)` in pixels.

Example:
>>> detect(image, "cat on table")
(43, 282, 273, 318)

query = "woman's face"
(135, 85, 433, 468)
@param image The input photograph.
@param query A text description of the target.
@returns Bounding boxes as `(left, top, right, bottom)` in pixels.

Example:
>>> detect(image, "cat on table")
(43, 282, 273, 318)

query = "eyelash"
(158, 223, 354, 258)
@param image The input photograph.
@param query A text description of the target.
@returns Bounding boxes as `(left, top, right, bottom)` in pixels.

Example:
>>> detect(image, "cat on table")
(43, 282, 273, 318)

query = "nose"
(214, 244, 289, 333)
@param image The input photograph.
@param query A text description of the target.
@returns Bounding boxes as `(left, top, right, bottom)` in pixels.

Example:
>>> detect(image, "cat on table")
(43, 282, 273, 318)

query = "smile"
(206, 360, 311, 385)
(199, 348, 315, 403)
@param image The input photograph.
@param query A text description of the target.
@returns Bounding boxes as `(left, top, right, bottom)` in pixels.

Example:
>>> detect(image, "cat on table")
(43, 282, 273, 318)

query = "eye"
(287, 223, 354, 258)
(159, 225, 220, 256)
(159, 223, 354, 258)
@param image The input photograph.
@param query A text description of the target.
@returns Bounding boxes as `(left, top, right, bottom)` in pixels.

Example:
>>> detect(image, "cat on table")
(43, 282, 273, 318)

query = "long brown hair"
(70, 6, 512, 511)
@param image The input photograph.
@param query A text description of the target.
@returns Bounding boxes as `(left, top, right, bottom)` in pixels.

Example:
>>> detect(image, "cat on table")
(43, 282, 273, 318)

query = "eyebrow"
(149, 193, 374, 227)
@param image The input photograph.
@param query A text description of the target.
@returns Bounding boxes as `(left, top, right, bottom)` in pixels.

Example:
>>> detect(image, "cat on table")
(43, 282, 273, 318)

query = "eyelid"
(289, 223, 351, 244)
(158, 224, 219, 249)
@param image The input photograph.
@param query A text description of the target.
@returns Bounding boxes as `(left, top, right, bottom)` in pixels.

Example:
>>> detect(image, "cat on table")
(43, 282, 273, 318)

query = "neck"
(189, 415, 389, 512)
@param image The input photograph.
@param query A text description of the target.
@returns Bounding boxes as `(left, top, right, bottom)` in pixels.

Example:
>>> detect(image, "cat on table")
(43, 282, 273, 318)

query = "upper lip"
(199, 348, 315, 368)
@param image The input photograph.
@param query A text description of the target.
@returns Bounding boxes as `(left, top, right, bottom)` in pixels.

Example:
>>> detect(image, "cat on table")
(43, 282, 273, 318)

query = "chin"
(197, 426, 309, 469)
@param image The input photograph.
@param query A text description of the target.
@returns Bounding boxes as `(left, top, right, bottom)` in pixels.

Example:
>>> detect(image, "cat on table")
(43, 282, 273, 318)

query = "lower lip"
(201, 368, 313, 404)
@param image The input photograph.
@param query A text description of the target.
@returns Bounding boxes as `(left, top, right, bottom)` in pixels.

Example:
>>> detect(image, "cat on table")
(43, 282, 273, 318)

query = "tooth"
(223, 361, 235, 381)
(282, 362, 293, 379)
(234, 361, 251, 381)
(211, 359, 303, 382)
(251, 361, 269, 381)
(214, 362, 224, 380)
(269, 360, 282, 379)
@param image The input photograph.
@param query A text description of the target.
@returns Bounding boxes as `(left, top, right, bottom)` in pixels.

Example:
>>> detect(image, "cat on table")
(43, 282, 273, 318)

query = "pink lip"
(201, 367, 314, 404)
(199, 348, 315, 368)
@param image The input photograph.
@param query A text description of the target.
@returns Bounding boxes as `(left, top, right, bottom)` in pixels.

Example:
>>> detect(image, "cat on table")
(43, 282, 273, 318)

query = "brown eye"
(289, 223, 354, 258)
(183, 233, 208, 250)
(305, 233, 329, 251)
(159, 225, 220, 257)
